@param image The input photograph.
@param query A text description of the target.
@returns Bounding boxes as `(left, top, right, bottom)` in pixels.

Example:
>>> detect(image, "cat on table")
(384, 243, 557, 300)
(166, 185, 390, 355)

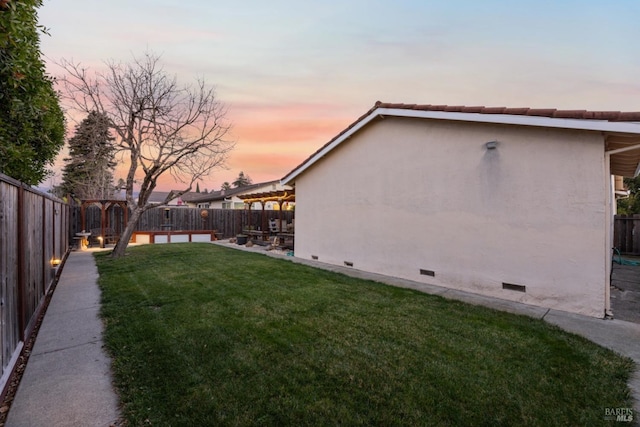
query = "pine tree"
(59, 111, 116, 199)
(232, 171, 252, 188)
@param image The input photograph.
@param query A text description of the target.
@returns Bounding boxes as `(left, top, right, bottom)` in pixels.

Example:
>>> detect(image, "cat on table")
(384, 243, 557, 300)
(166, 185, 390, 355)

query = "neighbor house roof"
(282, 101, 640, 183)
(146, 191, 179, 204)
(188, 180, 281, 203)
(146, 190, 201, 205)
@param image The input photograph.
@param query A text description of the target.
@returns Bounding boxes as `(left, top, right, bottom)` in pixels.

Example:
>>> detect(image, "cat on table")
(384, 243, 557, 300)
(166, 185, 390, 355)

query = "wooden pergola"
(238, 189, 295, 235)
(80, 199, 128, 245)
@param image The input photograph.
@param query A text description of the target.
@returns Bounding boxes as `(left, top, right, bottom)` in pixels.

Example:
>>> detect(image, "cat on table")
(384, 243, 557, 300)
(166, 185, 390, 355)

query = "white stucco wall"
(294, 117, 607, 317)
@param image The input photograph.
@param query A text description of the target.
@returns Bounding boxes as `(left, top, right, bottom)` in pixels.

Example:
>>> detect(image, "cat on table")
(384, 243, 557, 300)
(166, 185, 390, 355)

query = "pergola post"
(245, 201, 252, 231)
(100, 201, 107, 248)
(80, 202, 87, 232)
(260, 201, 267, 237)
(278, 199, 284, 232)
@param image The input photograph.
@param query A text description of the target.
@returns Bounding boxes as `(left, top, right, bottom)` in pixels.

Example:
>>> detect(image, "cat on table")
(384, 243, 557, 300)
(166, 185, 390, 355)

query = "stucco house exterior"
(186, 181, 293, 210)
(282, 102, 640, 318)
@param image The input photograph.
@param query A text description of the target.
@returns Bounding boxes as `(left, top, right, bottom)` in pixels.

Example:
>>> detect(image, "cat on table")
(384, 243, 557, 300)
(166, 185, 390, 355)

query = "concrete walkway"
(5, 250, 120, 427)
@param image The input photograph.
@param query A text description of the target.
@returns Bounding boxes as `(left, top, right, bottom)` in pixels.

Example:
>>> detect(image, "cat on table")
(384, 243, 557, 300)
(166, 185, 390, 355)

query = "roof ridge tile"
(375, 102, 640, 121)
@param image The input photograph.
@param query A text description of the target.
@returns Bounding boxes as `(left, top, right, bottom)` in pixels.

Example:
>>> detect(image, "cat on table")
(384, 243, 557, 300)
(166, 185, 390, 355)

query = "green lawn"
(95, 244, 634, 426)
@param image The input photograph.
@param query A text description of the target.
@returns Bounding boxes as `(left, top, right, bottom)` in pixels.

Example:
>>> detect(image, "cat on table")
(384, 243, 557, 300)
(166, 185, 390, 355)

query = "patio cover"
(237, 189, 295, 205)
(606, 134, 640, 177)
(238, 190, 295, 234)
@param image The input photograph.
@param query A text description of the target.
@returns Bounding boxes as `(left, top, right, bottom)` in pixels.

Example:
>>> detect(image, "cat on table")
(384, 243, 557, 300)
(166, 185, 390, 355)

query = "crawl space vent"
(502, 282, 526, 293)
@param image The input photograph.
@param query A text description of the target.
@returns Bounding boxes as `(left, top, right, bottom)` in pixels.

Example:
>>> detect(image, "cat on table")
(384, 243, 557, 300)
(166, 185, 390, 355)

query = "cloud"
(233, 117, 349, 144)
(109, 28, 222, 45)
(226, 151, 307, 179)
(216, 105, 354, 186)
(227, 100, 357, 145)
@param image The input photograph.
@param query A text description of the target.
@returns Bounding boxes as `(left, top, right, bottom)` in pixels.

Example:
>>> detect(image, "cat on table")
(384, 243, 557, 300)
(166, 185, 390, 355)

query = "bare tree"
(58, 52, 234, 257)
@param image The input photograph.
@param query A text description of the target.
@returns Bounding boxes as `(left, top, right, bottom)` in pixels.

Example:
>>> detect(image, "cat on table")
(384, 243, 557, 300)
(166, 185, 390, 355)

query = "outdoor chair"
(268, 219, 280, 234)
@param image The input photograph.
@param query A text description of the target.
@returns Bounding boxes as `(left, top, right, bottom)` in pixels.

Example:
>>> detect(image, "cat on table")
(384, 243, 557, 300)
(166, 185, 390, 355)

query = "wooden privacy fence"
(78, 205, 294, 239)
(0, 173, 70, 396)
(137, 208, 295, 238)
(614, 214, 640, 255)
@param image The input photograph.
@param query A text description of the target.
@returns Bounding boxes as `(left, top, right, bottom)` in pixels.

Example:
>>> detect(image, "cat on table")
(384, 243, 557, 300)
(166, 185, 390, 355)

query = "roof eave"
(379, 108, 640, 134)
(282, 109, 381, 184)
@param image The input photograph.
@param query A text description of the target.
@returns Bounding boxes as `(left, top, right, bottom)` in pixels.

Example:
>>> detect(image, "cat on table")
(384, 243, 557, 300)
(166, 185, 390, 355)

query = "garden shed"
(282, 102, 640, 318)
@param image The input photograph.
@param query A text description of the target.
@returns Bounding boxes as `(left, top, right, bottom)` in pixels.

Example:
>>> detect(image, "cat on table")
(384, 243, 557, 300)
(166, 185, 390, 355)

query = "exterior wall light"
(485, 141, 498, 149)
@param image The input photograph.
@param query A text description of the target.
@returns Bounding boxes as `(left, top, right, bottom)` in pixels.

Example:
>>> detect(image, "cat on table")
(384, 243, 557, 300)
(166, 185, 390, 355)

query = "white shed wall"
(294, 117, 607, 317)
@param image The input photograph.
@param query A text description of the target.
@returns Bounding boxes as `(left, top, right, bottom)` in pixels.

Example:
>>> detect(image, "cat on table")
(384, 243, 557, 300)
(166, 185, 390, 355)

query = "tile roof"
(282, 101, 640, 183)
(373, 101, 640, 122)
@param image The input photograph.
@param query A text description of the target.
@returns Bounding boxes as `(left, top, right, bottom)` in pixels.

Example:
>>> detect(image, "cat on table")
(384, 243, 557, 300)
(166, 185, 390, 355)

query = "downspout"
(604, 156, 613, 318)
(604, 143, 640, 318)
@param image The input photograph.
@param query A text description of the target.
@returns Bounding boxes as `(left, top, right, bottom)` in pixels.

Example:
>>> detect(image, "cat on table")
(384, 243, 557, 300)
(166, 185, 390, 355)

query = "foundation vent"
(502, 282, 526, 293)
(344, 261, 354, 267)
(311, 255, 318, 260)
(419, 269, 435, 277)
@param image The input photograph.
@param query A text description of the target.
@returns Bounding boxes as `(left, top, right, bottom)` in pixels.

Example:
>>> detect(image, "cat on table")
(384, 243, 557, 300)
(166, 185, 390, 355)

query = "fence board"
(613, 214, 640, 255)
(75, 206, 295, 240)
(0, 182, 19, 377)
(0, 173, 70, 398)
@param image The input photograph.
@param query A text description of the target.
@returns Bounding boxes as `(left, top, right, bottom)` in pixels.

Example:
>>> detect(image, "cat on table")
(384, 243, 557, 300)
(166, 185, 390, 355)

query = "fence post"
(41, 197, 46, 298)
(634, 215, 640, 255)
(16, 186, 25, 342)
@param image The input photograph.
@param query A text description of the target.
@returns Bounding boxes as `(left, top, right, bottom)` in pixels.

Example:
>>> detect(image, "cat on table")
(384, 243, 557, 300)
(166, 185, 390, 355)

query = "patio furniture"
(89, 228, 119, 247)
(243, 229, 269, 242)
(269, 219, 281, 234)
(276, 231, 294, 250)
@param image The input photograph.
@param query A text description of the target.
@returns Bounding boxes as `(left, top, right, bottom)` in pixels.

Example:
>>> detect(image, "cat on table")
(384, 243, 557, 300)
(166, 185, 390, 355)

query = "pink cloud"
(52, 98, 362, 192)
(233, 117, 348, 144)
(226, 151, 309, 178)
(228, 101, 356, 144)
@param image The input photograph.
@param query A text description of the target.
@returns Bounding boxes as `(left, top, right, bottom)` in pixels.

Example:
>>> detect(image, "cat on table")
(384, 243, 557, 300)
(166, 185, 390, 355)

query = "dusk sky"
(39, 0, 640, 191)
